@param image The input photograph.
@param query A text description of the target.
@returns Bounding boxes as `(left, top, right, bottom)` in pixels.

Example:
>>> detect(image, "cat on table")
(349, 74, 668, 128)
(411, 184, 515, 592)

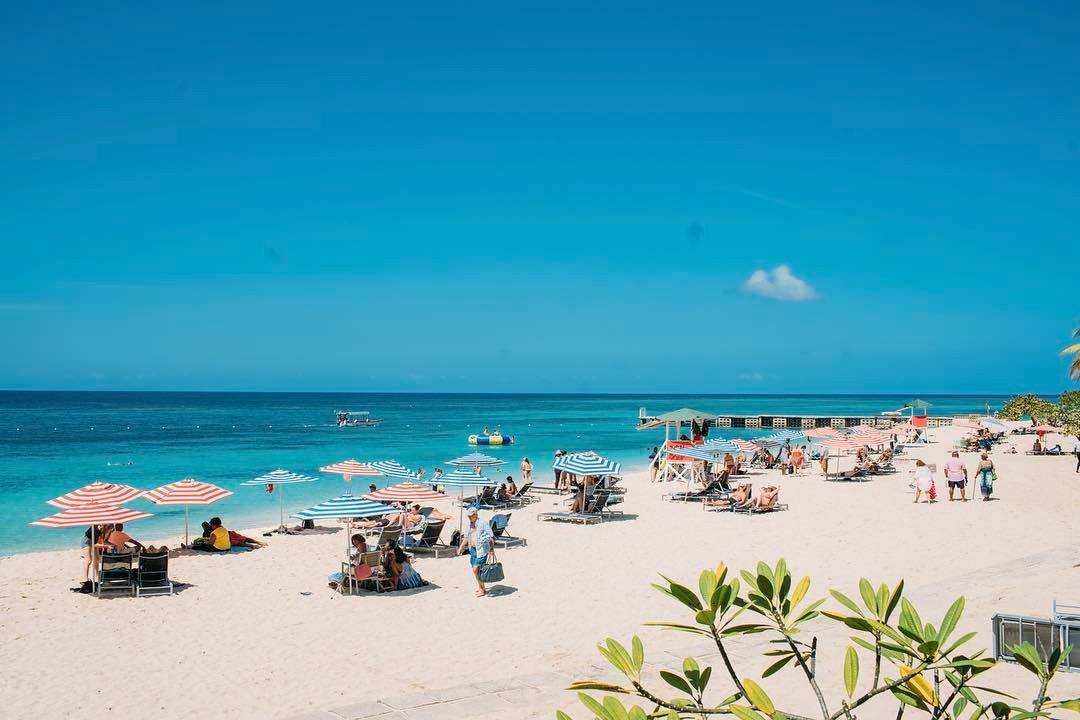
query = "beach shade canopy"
(243, 469, 319, 487)
(319, 460, 382, 478)
(447, 452, 507, 467)
(752, 437, 782, 448)
(846, 425, 883, 435)
(370, 460, 420, 481)
(32, 503, 153, 528)
(292, 495, 395, 521)
(654, 408, 714, 423)
(702, 438, 740, 454)
(978, 417, 1008, 431)
(366, 482, 447, 503)
(905, 399, 931, 410)
(953, 418, 982, 430)
(732, 439, 760, 453)
(243, 469, 318, 531)
(765, 429, 805, 443)
(145, 478, 232, 505)
(667, 446, 727, 462)
(48, 481, 145, 509)
(144, 478, 233, 545)
(856, 432, 893, 446)
(819, 436, 868, 451)
(438, 468, 497, 488)
(804, 427, 841, 439)
(552, 451, 622, 477)
(1032, 424, 1060, 433)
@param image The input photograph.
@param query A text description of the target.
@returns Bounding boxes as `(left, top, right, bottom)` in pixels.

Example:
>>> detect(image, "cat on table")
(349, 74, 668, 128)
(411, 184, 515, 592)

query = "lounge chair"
(505, 482, 534, 506)
(369, 525, 402, 549)
(406, 519, 454, 558)
(135, 550, 173, 596)
(528, 483, 567, 495)
(348, 551, 395, 593)
(490, 513, 525, 548)
(537, 490, 611, 524)
(97, 551, 136, 597)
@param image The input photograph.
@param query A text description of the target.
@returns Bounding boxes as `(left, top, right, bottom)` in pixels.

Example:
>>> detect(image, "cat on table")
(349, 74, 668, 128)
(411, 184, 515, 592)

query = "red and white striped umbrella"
(365, 482, 446, 503)
(320, 460, 382, 477)
(819, 436, 869, 451)
(48, 482, 145, 509)
(732, 439, 759, 453)
(804, 427, 841, 439)
(859, 432, 893, 446)
(145, 478, 232, 505)
(144, 478, 232, 545)
(847, 425, 884, 435)
(1032, 424, 1060, 434)
(32, 503, 153, 528)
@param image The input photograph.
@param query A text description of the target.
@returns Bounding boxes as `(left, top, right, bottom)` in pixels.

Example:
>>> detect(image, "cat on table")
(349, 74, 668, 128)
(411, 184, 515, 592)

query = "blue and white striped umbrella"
(752, 437, 783, 448)
(371, 460, 420, 481)
(438, 468, 498, 488)
(702, 438, 740, 454)
(242, 469, 319, 529)
(292, 495, 395, 521)
(243, 469, 319, 486)
(448, 452, 507, 467)
(552, 451, 622, 477)
(667, 446, 726, 462)
(764, 430, 805, 443)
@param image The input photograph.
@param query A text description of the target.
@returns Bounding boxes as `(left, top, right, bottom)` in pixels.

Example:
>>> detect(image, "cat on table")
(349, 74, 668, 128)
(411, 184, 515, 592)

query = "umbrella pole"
(279, 485, 286, 533)
(184, 505, 190, 547)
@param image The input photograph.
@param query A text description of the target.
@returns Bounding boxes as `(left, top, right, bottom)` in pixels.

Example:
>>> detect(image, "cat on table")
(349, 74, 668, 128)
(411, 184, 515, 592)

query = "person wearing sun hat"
(460, 506, 494, 597)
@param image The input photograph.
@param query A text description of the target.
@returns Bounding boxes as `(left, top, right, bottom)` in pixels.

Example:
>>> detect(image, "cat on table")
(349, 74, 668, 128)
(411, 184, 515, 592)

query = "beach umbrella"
(48, 482, 145, 509)
(144, 478, 233, 546)
(438, 468, 499, 529)
(818, 435, 868, 475)
(319, 459, 382, 492)
(670, 446, 727, 462)
(370, 460, 420, 481)
(846, 425, 883, 435)
(702, 438, 740, 454)
(292, 495, 395, 521)
(31, 503, 154, 528)
(752, 437, 782, 448)
(731, 439, 759, 454)
(553, 451, 622, 478)
(448, 452, 507, 467)
(242, 469, 318, 532)
(766, 429, 805, 443)
(366, 482, 447, 503)
(804, 427, 841, 439)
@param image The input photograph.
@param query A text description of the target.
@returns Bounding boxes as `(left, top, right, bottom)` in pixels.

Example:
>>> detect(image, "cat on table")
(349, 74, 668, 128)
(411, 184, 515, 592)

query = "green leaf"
(790, 576, 810, 609)
(1049, 645, 1065, 676)
(627, 708, 648, 720)
(699, 570, 718, 609)
(884, 579, 904, 621)
(876, 583, 889, 619)
(762, 654, 795, 678)
(844, 646, 859, 697)
(936, 596, 965, 646)
(1051, 699, 1080, 712)
(942, 631, 978, 658)
(729, 705, 767, 720)
(890, 685, 929, 711)
(643, 621, 711, 637)
(953, 696, 968, 717)
(631, 636, 644, 673)
(602, 696, 629, 720)
(859, 578, 878, 614)
(555, 711, 573, 720)
(567, 682, 635, 694)
(830, 590, 865, 617)
(659, 670, 694, 697)
(756, 574, 775, 601)
(841, 616, 875, 633)
(699, 666, 713, 693)
(741, 678, 775, 715)
(577, 692, 610, 720)
(756, 561, 775, 589)
(657, 575, 703, 611)
(1010, 643, 1046, 678)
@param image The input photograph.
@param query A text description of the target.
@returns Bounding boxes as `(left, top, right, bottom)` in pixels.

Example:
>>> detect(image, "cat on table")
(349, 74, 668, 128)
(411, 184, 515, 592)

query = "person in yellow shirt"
(208, 517, 231, 551)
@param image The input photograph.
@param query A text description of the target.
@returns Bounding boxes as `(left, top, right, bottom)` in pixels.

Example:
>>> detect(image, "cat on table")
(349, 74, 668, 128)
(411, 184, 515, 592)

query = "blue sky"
(1, 1, 1077, 393)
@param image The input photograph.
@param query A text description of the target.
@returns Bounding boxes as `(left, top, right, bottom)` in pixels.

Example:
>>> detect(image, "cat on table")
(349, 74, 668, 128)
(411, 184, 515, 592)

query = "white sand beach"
(2, 425, 1079, 719)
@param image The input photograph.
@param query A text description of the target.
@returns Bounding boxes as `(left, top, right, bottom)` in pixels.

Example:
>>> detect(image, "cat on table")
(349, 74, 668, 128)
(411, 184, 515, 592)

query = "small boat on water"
(469, 430, 514, 445)
(336, 411, 383, 428)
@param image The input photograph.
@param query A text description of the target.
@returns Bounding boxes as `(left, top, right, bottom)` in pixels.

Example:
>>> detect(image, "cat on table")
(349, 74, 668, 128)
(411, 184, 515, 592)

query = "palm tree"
(1063, 326, 1080, 379)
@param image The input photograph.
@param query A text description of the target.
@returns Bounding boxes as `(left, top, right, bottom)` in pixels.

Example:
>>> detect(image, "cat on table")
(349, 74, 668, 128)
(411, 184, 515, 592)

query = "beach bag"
(927, 479, 937, 501)
(478, 560, 504, 583)
(449, 529, 461, 548)
(991, 466, 998, 482)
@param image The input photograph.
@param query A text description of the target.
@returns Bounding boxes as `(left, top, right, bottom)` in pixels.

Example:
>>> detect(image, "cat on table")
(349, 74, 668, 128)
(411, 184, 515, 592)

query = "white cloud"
(742, 265, 817, 302)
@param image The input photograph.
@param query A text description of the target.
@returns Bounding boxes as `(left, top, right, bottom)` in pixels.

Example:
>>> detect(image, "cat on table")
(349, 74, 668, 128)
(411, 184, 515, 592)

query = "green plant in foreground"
(556, 559, 1080, 720)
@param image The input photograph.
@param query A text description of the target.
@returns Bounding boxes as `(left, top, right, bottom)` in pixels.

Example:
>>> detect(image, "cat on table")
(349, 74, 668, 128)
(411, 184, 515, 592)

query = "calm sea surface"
(0, 392, 1008, 554)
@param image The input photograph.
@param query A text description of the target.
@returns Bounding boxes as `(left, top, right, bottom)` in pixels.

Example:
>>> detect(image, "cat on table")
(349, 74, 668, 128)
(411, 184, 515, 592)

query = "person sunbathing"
(751, 485, 780, 510)
(505, 477, 518, 496)
(705, 482, 750, 509)
(228, 530, 267, 549)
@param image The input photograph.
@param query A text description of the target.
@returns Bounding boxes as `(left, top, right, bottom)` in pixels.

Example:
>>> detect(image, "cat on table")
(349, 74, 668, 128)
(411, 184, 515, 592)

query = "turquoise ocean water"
(0, 392, 1008, 555)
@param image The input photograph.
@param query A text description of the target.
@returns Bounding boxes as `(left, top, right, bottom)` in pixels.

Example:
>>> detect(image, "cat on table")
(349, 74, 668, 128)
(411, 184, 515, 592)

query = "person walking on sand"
(460, 507, 495, 597)
(944, 451, 968, 501)
(975, 452, 996, 501)
(1073, 437, 1080, 473)
(520, 457, 532, 484)
(912, 460, 935, 503)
